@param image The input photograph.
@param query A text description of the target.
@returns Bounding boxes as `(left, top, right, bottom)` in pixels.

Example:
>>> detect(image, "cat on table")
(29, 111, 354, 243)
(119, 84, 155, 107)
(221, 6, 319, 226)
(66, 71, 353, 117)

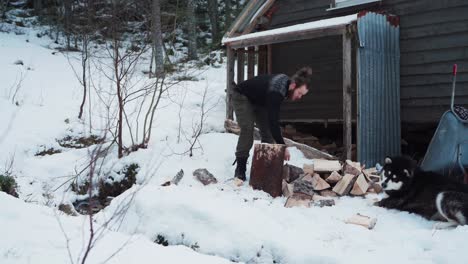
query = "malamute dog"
(376, 156, 468, 228)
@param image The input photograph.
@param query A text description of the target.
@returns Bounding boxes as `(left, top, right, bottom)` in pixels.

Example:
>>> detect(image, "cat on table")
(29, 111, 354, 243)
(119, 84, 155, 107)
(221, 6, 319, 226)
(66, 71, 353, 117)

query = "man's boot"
(233, 157, 248, 181)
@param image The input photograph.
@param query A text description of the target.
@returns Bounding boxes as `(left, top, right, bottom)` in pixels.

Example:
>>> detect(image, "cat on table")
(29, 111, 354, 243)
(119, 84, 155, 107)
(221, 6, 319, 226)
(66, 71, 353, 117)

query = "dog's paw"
(433, 221, 458, 230)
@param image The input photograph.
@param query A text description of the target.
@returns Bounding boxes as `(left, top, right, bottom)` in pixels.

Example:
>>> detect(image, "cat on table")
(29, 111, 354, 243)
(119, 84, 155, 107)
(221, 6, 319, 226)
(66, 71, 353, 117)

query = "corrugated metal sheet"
(357, 12, 401, 166)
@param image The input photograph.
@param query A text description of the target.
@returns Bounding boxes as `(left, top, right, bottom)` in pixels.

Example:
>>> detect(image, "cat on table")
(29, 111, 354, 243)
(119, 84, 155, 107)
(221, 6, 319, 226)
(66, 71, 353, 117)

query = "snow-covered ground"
(1, 24, 468, 264)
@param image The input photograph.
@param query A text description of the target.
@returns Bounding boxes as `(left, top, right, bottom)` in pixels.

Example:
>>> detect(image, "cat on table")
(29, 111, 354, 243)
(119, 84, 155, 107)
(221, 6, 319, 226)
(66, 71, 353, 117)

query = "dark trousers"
(232, 90, 275, 158)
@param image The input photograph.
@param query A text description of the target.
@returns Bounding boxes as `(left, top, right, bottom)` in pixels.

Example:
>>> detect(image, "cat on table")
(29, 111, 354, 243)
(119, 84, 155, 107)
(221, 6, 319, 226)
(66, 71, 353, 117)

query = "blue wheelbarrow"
(421, 65, 468, 183)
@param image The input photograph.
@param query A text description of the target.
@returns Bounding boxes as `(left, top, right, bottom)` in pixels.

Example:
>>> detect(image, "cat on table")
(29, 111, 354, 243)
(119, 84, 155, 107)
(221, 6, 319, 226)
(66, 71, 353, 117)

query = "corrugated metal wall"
(269, 0, 468, 124)
(357, 12, 401, 166)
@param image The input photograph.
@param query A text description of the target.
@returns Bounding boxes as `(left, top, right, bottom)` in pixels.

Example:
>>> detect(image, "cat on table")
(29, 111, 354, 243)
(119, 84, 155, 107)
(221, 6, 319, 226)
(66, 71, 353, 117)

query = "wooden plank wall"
(269, 0, 468, 123)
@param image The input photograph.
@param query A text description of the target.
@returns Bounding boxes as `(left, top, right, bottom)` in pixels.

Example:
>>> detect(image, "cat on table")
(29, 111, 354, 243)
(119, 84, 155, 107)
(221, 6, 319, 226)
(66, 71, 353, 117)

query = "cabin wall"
(269, 0, 468, 124)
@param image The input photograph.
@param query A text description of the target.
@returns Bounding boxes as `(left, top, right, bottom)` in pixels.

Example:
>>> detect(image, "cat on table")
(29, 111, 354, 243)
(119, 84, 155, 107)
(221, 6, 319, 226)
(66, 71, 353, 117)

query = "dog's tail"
(436, 191, 468, 226)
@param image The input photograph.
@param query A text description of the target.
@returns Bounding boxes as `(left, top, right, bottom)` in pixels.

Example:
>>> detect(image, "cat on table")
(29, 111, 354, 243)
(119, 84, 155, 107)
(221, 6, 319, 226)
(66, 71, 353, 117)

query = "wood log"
(368, 182, 383, 194)
(312, 194, 335, 207)
(161, 169, 185, 186)
(282, 180, 294, 197)
(311, 173, 331, 191)
(283, 164, 303, 183)
(224, 119, 336, 160)
(345, 214, 377, 230)
(193, 169, 218, 185)
(363, 167, 378, 175)
(284, 138, 337, 160)
(313, 159, 342, 173)
(283, 124, 297, 137)
(332, 174, 357, 196)
(369, 175, 381, 182)
(284, 193, 312, 208)
(293, 177, 316, 196)
(320, 190, 338, 197)
(249, 143, 286, 198)
(350, 174, 369, 196)
(326, 171, 342, 184)
(344, 160, 362, 176)
(303, 164, 314, 175)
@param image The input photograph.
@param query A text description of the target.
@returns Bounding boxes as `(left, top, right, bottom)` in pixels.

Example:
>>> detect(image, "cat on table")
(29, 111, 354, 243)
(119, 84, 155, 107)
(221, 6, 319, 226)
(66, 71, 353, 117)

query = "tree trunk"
(225, 0, 233, 32)
(207, 0, 219, 48)
(186, 0, 198, 60)
(152, 0, 164, 77)
(78, 34, 89, 120)
(64, 0, 72, 50)
(33, 0, 42, 15)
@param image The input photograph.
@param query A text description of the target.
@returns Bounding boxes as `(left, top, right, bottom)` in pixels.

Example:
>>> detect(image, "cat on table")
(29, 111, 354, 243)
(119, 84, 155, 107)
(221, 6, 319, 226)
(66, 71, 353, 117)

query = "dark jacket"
(235, 74, 290, 144)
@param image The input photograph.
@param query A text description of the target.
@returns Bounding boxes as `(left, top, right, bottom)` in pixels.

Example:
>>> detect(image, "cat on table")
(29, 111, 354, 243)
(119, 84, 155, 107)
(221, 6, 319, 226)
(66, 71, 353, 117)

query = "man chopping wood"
(232, 67, 313, 180)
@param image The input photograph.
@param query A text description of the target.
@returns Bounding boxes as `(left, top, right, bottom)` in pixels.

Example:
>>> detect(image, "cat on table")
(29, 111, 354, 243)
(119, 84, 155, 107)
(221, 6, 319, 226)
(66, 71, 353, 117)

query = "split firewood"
(283, 164, 304, 183)
(320, 190, 338, 197)
(311, 173, 331, 191)
(350, 174, 369, 196)
(369, 174, 381, 182)
(313, 199, 336, 207)
(325, 171, 342, 184)
(293, 177, 316, 196)
(161, 169, 185, 186)
(332, 174, 357, 196)
(193, 169, 218, 185)
(363, 167, 378, 176)
(345, 213, 377, 230)
(368, 182, 383, 193)
(285, 193, 312, 208)
(303, 164, 314, 175)
(312, 194, 335, 207)
(172, 169, 184, 185)
(344, 160, 362, 176)
(313, 159, 342, 173)
(282, 180, 294, 197)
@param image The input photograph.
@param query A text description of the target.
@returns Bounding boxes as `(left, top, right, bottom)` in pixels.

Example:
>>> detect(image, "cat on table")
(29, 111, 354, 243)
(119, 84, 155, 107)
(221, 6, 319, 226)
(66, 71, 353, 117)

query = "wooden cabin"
(222, 0, 468, 166)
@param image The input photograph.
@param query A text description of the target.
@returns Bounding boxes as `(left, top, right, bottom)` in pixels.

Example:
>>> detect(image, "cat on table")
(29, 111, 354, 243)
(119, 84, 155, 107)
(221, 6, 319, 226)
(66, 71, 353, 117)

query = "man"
(232, 67, 313, 180)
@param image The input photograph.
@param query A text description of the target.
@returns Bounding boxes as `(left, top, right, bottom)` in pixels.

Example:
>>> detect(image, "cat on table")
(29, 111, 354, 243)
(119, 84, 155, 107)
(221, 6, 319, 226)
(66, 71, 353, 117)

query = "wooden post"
(247, 46, 255, 78)
(250, 143, 286, 197)
(258, 45, 267, 75)
(342, 27, 352, 160)
(237, 48, 245, 84)
(267, 44, 272, 74)
(226, 47, 235, 120)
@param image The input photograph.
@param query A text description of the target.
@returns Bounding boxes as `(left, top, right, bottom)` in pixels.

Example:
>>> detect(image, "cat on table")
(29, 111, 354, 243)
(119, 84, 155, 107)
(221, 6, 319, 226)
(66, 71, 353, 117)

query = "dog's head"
(381, 156, 417, 192)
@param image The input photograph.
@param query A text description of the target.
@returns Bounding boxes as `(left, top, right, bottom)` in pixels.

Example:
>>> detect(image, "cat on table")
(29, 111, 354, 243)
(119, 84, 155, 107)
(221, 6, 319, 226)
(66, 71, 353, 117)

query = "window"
(327, 0, 381, 11)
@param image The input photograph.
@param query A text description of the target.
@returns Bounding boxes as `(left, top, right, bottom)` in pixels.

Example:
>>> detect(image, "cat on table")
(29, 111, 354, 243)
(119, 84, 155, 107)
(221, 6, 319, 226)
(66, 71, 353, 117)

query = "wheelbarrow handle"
(451, 64, 458, 112)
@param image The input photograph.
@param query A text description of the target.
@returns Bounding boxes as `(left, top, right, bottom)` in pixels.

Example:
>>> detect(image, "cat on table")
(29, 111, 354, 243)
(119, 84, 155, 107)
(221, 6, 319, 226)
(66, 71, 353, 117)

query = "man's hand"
(284, 148, 290, 161)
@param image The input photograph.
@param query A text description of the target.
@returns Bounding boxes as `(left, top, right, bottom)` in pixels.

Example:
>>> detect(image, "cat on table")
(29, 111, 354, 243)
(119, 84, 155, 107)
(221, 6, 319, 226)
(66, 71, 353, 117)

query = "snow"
(2, 20, 468, 264)
(222, 14, 358, 45)
(0, 192, 230, 264)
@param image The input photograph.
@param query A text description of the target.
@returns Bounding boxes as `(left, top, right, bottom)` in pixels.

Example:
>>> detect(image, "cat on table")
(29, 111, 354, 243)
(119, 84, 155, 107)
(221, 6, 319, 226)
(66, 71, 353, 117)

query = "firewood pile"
(282, 159, 382, 208)
(281, 124, 355, 160)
